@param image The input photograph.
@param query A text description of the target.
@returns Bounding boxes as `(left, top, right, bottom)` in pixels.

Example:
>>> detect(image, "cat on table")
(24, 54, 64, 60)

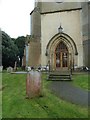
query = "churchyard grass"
(2, 72, 88, 118)
(72, 72, 89, 91)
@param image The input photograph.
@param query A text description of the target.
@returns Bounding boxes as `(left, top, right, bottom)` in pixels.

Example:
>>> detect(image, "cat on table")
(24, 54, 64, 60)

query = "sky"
(0, 0, 89, 38)
(0, 0, 34, 38)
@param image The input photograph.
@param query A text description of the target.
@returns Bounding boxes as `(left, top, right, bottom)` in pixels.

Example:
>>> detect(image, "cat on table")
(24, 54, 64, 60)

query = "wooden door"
(55, 42, 68, 69)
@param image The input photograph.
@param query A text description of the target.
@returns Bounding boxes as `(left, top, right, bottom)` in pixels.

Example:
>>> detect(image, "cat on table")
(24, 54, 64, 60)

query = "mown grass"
(72, 73, 89, 91)
(0, 73, 2, 119)
(2, 72, 88, 118)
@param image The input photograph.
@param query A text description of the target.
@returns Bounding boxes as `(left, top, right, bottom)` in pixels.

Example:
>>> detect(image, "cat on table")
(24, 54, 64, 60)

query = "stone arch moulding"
(45, 32, 78, 56)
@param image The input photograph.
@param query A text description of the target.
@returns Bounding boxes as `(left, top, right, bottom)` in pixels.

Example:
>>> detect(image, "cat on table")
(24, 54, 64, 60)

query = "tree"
(14, 36, 26, 67)
(2, 31, 19, 69)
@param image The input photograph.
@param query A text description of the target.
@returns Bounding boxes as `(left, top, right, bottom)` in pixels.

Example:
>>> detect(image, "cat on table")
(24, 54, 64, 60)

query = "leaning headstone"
(26, 70, 42, 98)
(0, 66, 3, 72)
(7, 67, 13, 73)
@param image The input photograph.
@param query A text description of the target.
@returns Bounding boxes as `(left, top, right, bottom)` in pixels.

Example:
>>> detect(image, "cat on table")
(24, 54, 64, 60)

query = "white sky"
(0, 0, 89, 38)
(0, 0, 34, 38)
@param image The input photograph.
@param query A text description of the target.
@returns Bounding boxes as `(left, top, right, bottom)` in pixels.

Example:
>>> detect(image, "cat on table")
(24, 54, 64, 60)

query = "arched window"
(55, 41, 68, 53)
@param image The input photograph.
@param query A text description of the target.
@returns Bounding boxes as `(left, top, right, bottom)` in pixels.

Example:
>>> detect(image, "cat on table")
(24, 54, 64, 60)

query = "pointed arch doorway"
(55, 41, 69, 70)
(46, 32, 78, 71)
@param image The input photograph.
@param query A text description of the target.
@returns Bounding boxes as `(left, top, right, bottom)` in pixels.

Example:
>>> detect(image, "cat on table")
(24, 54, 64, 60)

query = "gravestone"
(0, 66, 3, 72)
(7, 67, 13, 73)
(26, 70, 42, 98)
(27, 66, 31, 71)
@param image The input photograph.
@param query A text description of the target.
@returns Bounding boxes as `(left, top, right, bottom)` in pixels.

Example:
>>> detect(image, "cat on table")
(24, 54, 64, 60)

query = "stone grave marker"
(26, 70, 42, 98)
(0, 66, 3, 72)
(7, 67, 13, 73)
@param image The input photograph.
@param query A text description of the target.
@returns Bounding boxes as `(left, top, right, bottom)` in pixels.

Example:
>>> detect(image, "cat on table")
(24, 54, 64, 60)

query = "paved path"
(49, 81, 90, 106)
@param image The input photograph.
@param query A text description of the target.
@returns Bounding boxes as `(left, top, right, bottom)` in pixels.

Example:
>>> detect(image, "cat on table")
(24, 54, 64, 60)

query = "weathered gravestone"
(7, 67, 13, 73)
(26, 70, 42, 98)
(0, 66, 3, 72)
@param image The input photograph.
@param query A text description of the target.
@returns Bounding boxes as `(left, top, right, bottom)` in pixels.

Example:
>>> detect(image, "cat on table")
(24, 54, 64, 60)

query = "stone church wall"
(30, 7, 41, 38)
(28, 40, 41, 68)
(82, 2, 90, 67)
(41, 9, 83, 67)
(29, 4, 41, 68)
(41, 2, 81, 13)
(87, 2, 90, 67)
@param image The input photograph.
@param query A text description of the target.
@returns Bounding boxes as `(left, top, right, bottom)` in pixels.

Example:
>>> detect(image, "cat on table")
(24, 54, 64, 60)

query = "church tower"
(28, 0, 89, 70)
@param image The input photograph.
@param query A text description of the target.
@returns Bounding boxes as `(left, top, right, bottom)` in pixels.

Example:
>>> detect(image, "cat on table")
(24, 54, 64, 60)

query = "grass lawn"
(0, 73, 2, 119)
(2, 72, 88, 118)
(72, 72, 89, 91)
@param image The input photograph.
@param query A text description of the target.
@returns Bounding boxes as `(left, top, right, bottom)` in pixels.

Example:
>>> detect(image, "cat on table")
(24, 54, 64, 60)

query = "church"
(25, 0, 90, 71)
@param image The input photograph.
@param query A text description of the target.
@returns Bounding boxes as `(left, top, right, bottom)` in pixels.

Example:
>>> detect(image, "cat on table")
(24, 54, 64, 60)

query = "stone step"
(48, 78, 71, 81)
(49, 74, 70, 77)
(47, 74, 72, 81)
